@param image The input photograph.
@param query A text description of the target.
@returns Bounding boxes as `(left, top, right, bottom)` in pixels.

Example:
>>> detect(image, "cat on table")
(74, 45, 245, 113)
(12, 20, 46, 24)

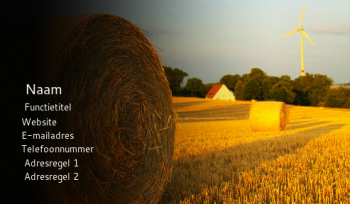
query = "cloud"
(307, 23, 350, 34)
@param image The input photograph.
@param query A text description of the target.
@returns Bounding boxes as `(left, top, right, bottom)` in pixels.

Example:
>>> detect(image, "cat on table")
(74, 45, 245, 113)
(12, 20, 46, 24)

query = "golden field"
(160, 97, 350, 203)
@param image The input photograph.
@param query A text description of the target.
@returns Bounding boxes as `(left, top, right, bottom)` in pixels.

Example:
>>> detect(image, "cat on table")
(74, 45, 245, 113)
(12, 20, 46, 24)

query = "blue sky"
(43, 0, 349, 84)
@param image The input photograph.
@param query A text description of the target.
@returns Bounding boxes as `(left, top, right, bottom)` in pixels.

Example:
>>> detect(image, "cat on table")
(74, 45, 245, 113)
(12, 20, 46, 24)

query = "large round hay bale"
(40, 14, 175, 204)
(286, 105, 291, 124)
(249, 101, 287, 131)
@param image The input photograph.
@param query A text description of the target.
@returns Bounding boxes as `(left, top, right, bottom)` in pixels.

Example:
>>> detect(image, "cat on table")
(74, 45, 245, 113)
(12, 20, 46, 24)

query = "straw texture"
(286, 106, 290, 124)
(249, 101, 287, 131)
(42, 14, 175, 204)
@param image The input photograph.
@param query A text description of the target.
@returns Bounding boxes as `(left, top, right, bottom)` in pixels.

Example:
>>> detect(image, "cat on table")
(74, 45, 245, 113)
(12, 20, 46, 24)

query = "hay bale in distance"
(249, 101, 287, 131)
(41, 14, 175, 204)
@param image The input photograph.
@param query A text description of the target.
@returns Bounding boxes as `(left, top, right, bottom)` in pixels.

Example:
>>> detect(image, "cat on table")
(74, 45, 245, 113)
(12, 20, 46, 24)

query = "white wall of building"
(213, 85, 235, 101)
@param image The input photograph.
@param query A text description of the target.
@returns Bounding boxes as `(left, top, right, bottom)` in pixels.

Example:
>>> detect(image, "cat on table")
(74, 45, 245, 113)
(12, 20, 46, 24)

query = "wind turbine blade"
(280, 29, 298, 38)
(301, 30, 315, 46)
(299, 4, 306, 27)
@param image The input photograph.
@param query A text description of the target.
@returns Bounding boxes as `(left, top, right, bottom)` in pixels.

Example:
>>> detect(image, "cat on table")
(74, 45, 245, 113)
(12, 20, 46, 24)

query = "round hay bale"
(286, 105, 291, 124)
(40, 14, 175, 204)
(249, 101, 287, 131)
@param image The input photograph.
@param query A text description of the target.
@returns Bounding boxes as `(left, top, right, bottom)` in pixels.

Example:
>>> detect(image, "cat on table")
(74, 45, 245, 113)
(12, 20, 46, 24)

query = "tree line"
(163, 66, 350, 109)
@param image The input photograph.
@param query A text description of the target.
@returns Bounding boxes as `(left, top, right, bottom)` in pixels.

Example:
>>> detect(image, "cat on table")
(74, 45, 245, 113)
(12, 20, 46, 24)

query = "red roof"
(205, 84, 223, 99)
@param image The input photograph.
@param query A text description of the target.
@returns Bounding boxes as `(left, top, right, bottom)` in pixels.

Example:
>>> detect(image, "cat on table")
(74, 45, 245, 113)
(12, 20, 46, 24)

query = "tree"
(242, 68, 268, 100)
(325, 87, 350, 108)
(185, 78, 204, 97)
(270, 81, 296, 103)
(280, 75, 292, 82)
(249, 68, 266, 79)
(292, 73, 333, 106)
(234, 80, 243, 100)
(293, 90, 309, 106)
(240, 73, 250, 84)
(261, 77, 273, 100)
(345, 99, 350, 109)
(201, 83, 218, 97)
(292, 73, 313, 105)
(309, 74, 333, 105)
(219, 74, 241, 92)
(163, 66, 188, 96)
(243, 78, 263, 100)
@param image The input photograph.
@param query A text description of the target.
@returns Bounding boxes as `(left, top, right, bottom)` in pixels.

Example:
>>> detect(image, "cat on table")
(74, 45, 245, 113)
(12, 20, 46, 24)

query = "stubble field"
(160, 97, 350, 203)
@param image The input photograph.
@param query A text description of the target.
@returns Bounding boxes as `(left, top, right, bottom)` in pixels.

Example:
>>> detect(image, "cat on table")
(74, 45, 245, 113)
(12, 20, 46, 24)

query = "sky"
(28, 0, 350, 84)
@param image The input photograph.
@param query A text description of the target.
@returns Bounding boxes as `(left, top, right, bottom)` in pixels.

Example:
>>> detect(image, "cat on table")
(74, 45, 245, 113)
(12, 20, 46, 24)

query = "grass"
(160, 97, 350, 203)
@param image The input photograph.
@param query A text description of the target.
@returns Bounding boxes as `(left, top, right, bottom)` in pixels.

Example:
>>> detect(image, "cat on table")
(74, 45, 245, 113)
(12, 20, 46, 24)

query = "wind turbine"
(280, 4, 315, 76)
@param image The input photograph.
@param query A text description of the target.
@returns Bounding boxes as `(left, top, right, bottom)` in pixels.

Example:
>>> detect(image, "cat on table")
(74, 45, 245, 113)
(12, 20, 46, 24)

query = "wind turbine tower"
(280, 4, 315, 76)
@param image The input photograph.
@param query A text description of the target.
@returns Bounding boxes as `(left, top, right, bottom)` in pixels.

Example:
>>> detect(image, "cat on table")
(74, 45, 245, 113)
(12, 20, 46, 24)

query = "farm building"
(205, 84, 235, 101)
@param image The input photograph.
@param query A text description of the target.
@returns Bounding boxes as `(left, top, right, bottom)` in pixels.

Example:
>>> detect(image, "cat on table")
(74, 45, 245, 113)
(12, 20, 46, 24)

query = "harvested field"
(160, 97, 350, 203)
(173, 97, 251, 122)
